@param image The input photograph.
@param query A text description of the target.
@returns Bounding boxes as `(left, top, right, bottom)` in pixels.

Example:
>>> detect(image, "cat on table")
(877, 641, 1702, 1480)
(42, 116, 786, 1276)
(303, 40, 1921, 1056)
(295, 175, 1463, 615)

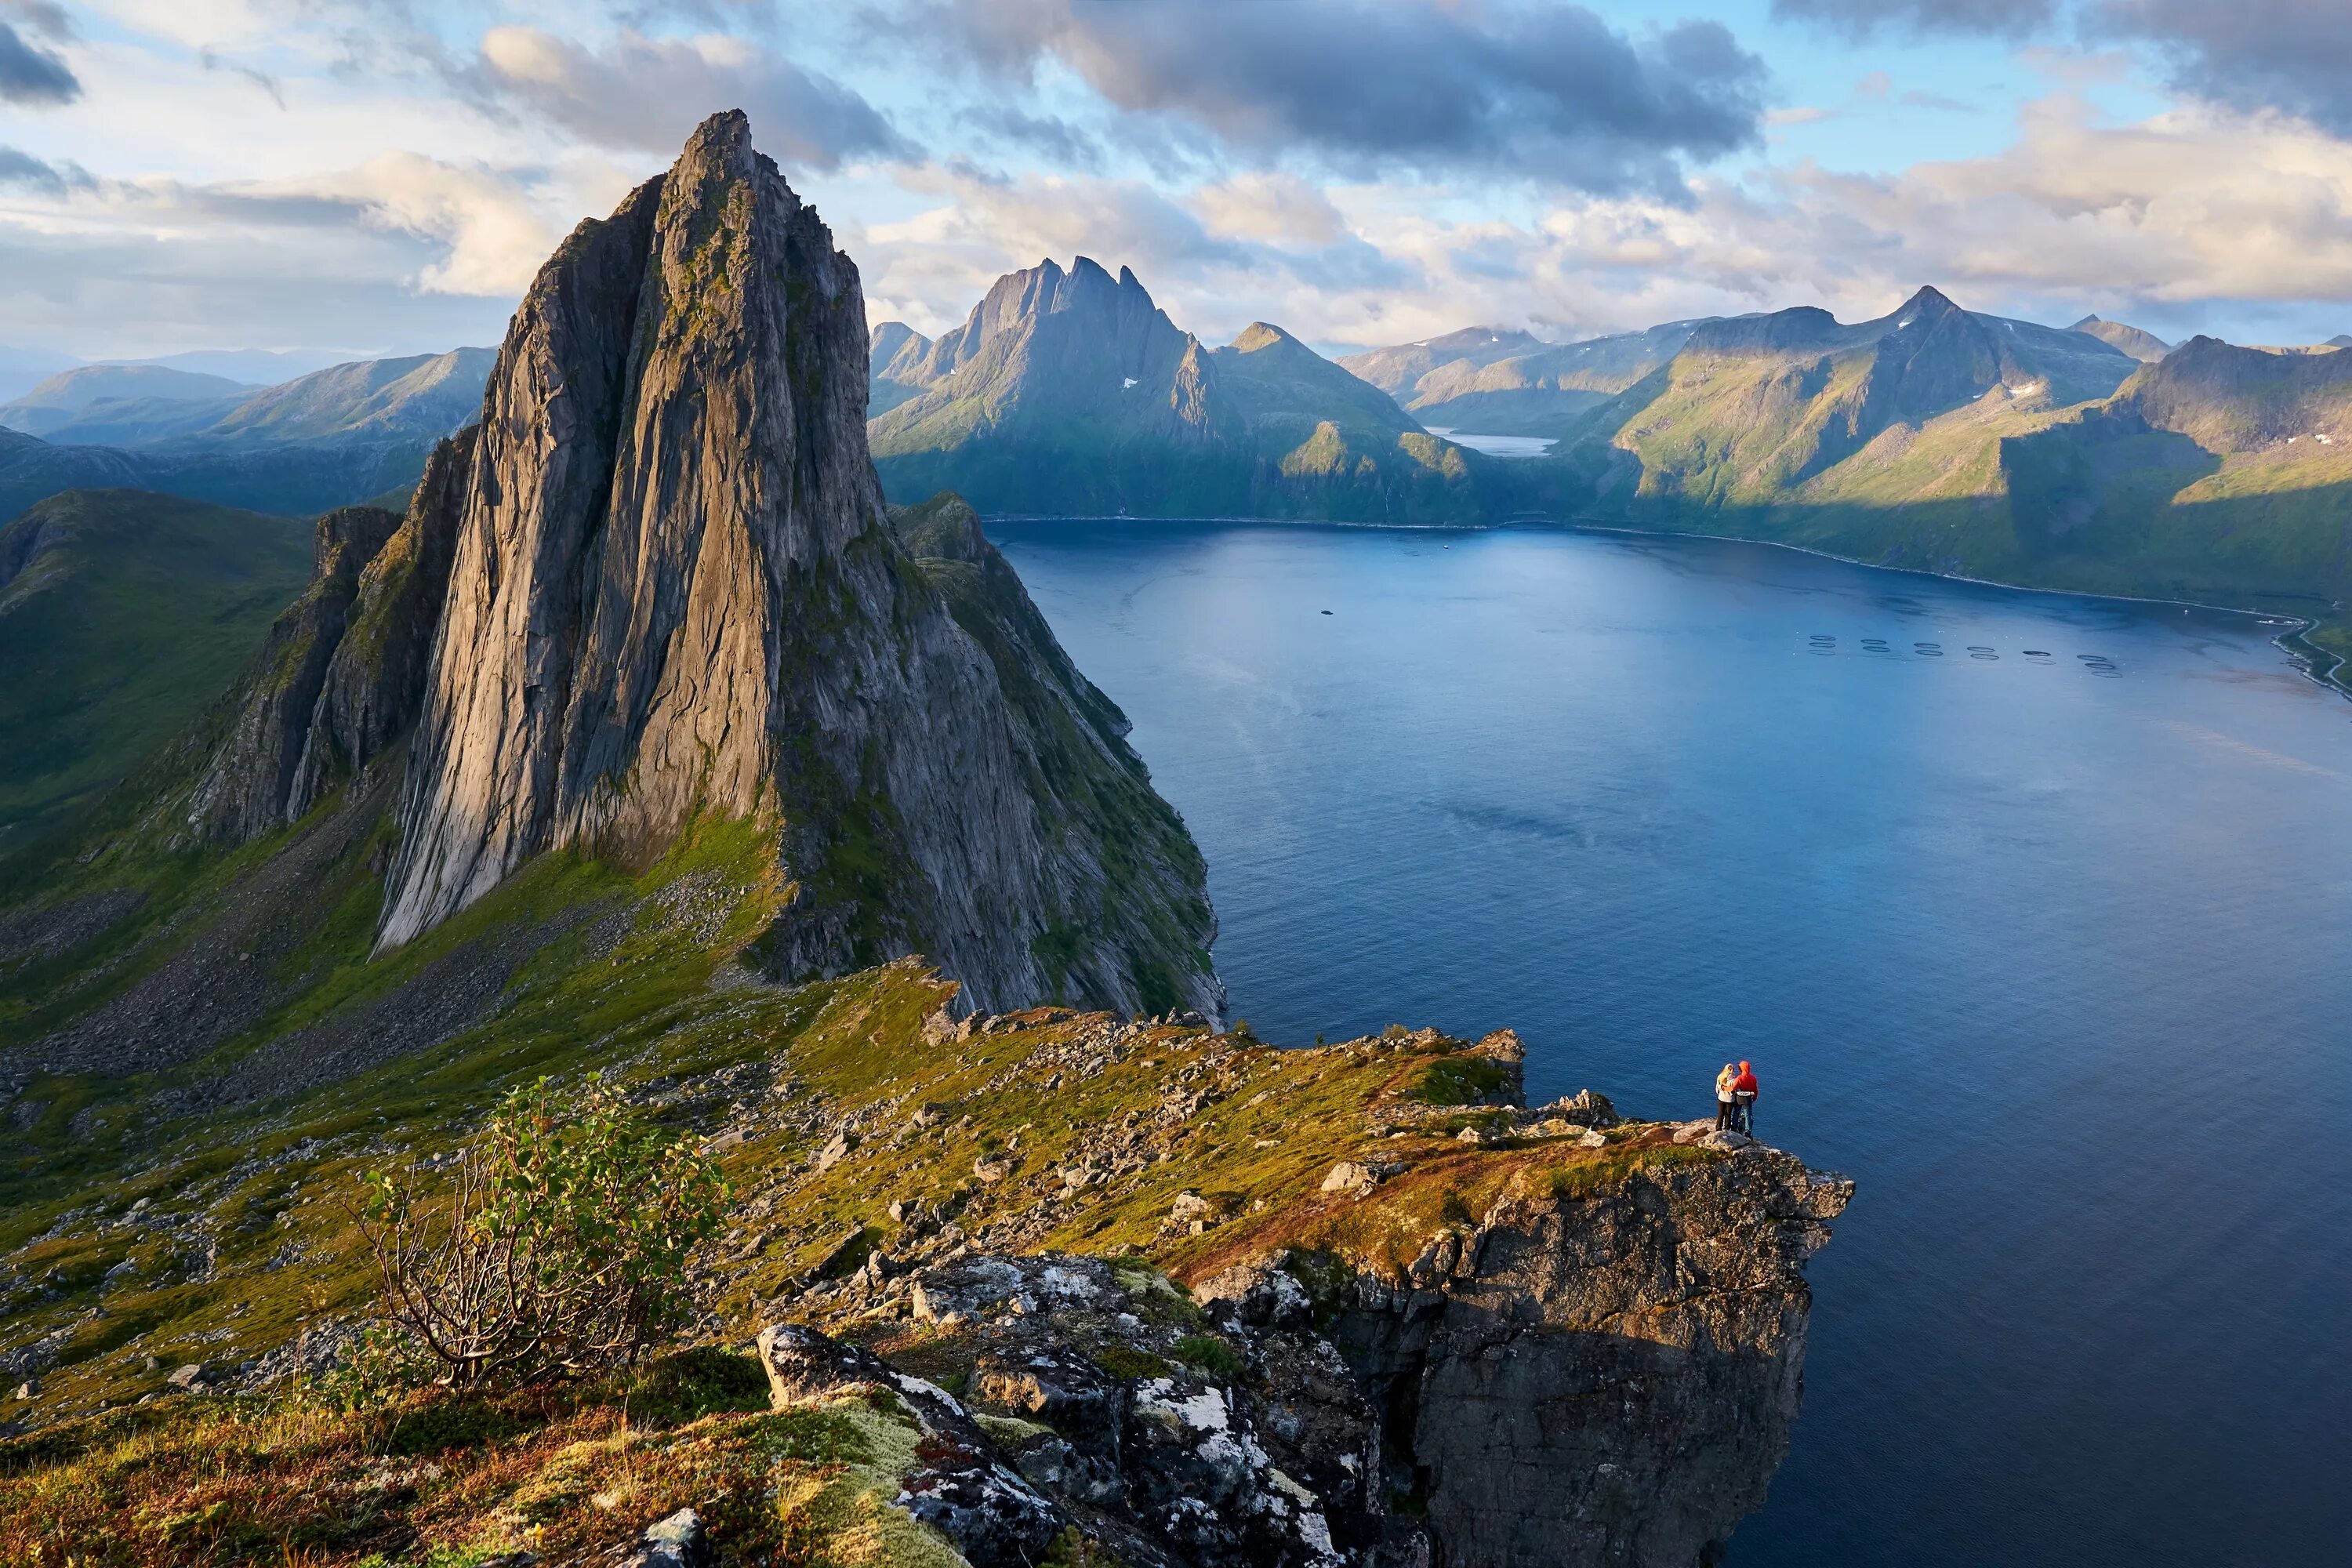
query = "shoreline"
(1548, 514, 2347, 697)
(975, 507, 2350, 701)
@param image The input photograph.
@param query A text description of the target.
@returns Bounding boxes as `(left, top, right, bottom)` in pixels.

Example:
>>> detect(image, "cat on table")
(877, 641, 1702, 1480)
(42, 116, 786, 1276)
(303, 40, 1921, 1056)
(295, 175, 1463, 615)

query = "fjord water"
(990, 519, 2352, 1568)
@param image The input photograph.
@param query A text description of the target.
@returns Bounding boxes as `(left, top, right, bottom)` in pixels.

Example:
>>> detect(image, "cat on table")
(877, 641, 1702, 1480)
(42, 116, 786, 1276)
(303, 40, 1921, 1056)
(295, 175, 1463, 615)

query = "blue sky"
(1, 1, 2349, 364)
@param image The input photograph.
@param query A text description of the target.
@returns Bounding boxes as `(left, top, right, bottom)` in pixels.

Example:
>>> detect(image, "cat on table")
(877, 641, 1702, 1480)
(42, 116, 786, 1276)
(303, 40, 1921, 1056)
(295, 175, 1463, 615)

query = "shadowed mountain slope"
(0, 489, 311, 859)
(868, 259, 1495, 521)
(867, 321, 933, 415)
(2069, 315, 2172, 363)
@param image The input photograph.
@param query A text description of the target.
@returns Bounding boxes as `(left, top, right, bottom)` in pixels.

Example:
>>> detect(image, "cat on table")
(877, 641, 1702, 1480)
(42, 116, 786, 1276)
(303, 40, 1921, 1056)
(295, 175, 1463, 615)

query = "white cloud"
(469, 26, 913, 169)
(292, 152, 587, 296)
(1189, 172, 1348, 247)
(852, 162, 1410, 342)
(1276, 95, 2352, 348)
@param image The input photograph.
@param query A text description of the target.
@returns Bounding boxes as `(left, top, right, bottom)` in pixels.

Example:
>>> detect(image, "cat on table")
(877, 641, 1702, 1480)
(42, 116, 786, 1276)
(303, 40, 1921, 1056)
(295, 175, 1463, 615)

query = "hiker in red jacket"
(1732, 1061, 1758, 1135)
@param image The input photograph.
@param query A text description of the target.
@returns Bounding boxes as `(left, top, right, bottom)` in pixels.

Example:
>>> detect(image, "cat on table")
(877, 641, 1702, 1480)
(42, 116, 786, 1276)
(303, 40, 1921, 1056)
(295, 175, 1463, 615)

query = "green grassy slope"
(0, 489, 312, 861)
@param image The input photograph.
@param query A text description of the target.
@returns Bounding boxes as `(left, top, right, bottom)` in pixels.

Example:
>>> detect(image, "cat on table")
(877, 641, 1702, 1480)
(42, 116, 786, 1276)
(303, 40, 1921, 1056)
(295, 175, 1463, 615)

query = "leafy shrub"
(1171, 1334, 1240, 1378)
(1408, 1056, 1514, 1106)
(352, 1078, 726, 1388)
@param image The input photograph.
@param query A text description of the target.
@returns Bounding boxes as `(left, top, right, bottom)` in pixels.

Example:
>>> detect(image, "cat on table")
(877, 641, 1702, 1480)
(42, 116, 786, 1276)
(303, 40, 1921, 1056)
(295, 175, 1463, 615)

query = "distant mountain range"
(1491, 289, 2352, 680)
(870, 268, 2352, 684)
(1348, 319, 1717, 437)
(0, 346, 370, 404)
(866, 258, 1498, 522)
(0, 348, 494, 519)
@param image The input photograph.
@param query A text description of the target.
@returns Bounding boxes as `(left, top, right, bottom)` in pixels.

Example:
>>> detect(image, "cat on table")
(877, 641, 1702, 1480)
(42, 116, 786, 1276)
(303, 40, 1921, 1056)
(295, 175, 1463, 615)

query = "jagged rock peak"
(183, 429, 481, 845)
(1229, 321, 1297, 353)
(183, 503, 403, 844)
(378, 111, 1221, 1019)
(898, 254, 1180, 387)
(1890, 284, 1962, 322)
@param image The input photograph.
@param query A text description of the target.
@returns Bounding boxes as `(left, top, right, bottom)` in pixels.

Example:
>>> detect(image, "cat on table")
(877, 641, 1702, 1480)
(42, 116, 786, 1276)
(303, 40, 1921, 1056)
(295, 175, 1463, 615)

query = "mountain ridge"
(2068, 314, 2173, 362)
(0, 350, 496, 523)
(868, 256, 1497, 521)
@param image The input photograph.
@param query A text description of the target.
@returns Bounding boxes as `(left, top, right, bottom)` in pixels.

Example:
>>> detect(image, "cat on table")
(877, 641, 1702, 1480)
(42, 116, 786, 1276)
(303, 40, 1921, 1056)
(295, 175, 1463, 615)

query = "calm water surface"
(991, 519, 2352, 1568)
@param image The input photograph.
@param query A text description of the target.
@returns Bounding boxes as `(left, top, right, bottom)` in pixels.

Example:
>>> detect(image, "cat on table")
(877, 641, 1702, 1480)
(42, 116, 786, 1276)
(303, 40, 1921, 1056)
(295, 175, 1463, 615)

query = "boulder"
(618, 1508, 711, 1568)
(753, 1322, 1064, 1568)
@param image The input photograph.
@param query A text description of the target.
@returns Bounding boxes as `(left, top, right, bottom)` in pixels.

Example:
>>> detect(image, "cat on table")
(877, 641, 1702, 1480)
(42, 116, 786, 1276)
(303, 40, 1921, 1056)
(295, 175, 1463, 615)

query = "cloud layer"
(911, 0, 1767, 194)
(7, 0, 2352, 360)
(0, 16, 78, 106)
(1777, 0, 2352, 136)
(464, 27, 914, 169)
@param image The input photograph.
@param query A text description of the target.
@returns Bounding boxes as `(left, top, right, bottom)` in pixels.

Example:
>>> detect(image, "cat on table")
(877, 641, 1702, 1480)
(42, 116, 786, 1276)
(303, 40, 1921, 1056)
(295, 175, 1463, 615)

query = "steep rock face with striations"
(379, 111, 1218, 1018)
(183, 504, 402, 842)
(888, 492, 1218, 1013)
(285, 427, 477, 820)
(176, 428, 479, 844)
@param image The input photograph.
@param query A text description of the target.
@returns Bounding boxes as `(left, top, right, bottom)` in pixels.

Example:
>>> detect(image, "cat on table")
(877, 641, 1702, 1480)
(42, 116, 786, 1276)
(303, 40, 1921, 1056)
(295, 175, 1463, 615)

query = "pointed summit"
(1230, 322, 1298, 354)
(1890, 285, 1962, 325)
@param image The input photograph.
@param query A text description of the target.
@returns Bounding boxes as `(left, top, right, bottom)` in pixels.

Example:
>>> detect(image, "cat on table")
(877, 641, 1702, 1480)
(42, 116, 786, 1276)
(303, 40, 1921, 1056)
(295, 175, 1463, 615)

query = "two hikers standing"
(1713, 1060, 1759, 1134)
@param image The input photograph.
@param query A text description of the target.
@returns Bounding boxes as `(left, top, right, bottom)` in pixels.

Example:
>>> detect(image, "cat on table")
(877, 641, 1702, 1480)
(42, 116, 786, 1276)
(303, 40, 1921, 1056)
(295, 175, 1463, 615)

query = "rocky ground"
(0, 960, 1849, 1567)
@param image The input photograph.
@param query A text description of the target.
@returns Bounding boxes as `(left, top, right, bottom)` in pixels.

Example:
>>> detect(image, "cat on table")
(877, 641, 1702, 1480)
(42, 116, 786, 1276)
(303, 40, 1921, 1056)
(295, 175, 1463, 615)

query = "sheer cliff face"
(183, 504, 401, 842)
(178, 430, 475, 844)
(286, 426, 475, 822)
(1327, 1150, 1853, 1568)
(380, 111, 1218, 1018)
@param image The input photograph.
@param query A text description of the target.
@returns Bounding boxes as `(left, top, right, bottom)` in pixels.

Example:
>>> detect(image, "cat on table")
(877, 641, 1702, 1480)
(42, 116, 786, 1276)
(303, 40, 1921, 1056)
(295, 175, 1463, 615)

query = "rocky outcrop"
(770, 1137, 1848, 1568)
(378, 111, 1219, 1018)
(285, 427, 475, 819)
(178, 428, 477, 841)
(763, 1253, 1426, 1568)
(891, 493, 1219, 1016)
(183, 504, 401, 841)
(1295, 1150, 1853, 1568)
